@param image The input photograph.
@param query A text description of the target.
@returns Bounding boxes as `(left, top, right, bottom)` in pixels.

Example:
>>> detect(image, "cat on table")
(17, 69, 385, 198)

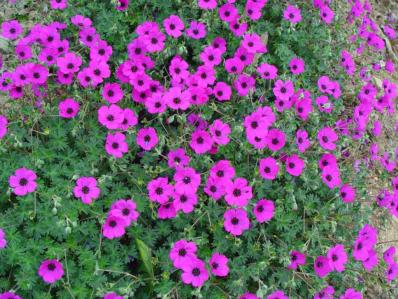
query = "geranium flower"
(174, 167, 201, 194)
(253, 199, 275, 223)
(327, 244, 348, 272)
(285, 154, 305, 177)
(1, 20, 23, 40)
(186, 21, 206, 39)
(38, 259, 64, 284)
(209, 253, 229, 277)
(116, 0, 129, 11)
(283, 5, 302, 24)
(259, 157, 279, 180)
(163, 15, 184, 38)
(105, 132, 128, 158)
(318, 127, 338, 150)
(0, 115, 8, 139)
(98, 104, 124, 130)
(204, 176, 226, 201)
(136, 127, 158, 151)
(209, 119, 231, 145)
(219, 3, 239, 22)
(322, 165, 341, 189)
(339, 289, 362, 299)
(59, 98, 79, 119)
(267, 290, 289, 299)
(173, 191, 198, 214)
(147, 177, 174, 204)
(50, 0, 68, 10)
(212, 81, 232, 101)
(102, 83, 123, 104)
(223, 208, 250, 236)
(102, 214, 127, 239)
(9, 168, 37, 196)
(181, 258, 209, 287)
(189, 130, 212, 154)
(73, 177, 101, 204)
(110, 199, 139, 225)
(0, 292, 22, 299)
(314, 256, 331, 278)
(57, 52, 82, 74)
(340, 184, 356, 203)
(257, 63, 278, 80)
(225, 178, 252, 207)
(157, 201, 177, 219)
(0, 229, 7, 249)
(287, 250, 306, 270)
(314, 286, 334, 299)
(169, 239, 197, 269)
(289, 57, 305, 74)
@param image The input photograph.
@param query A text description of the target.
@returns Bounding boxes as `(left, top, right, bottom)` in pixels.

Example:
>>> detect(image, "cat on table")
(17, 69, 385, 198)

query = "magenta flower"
(314, 256, 332, 278)
(209, 253, 229, 277)
(103, 292, 124, 299)
(285, 154, 305, 177)
(102, 214, 127, 239)
(163, 15, 184, 38)
(267, 290, 289, 299)
(9, 168, 37, 196)
(352, 238, 371, 261)
(147, 177, 174, 204)
(186, 21, 206, 39)
(362, 249, 378, 272)
(169, 239, 197, 269)
(234, 74, 256, 96)
(181, 258, 209, 287)
(105, 132, 128, 158)
(322, 166, 341, 189)
(59, 98, 80, 119)
(239, 293, 260, 299)
(173, 191, 197, 214)
(253, 199, 274, 223)
(167, 148, 190, 169)
(158, 201, 177, 219)
(223, 208, 250, 236)
(213, 82, 232, 102)
(102, 83, 123, 104)
(386, 263, 398, 282)
(190, 129, 212, 154)
(119, 108, 138, 131)
(38, 259, 64, 284)
(1, 20, 23, 40)
(339, 289, 362, 299)
(241, 33, 267, 54)
(287, 250, 306, 270)
(110, 199, 139, 225)
(0, 292, 22, 299)
(340, 184, 356, 203)
(257, 63, 278, 80)
(320, 6, 334, 24)
(289, 57, 305, 74)
(204, 176, 226, 201)
(219, 3, 239, 22)
(283, 5, 302, 24)
(210, 160, 235, 182)
(296, 129, 310, 153)
(318, 127, 338, 151)
(383, 246, 396, 265)
(259, 157, 279, 180)
(200, 46, 222, 66)
(314, 286, 334, 299)
(146, 93, 167, 114)
(327, 244, 348, 272)
(30, 64, 49, 85)
(0, 115, 8, 139)
(57, 52, 82, 74)
(209, 119, 231, 145)
(136, 127, 158, 151)
(116, 0, 129, 11)
(73, 177, 101, 204)
(198, 0, 217, 9)
(319, 153, 338, 171)
(0, 228, 7, 249)
(174, 167, 201, 194)
(50, 0, 68, 10)
(225, 178, 252, 207)
(266, 128, 286, 152)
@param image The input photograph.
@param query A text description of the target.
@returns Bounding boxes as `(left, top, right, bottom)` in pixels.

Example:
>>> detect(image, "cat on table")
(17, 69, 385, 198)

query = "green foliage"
(0, 0, 385, 298)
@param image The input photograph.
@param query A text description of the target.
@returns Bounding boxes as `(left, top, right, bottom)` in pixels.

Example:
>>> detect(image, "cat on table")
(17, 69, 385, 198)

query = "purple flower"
(38, 259, 64, 284)
(136, 127, 158, 151)
(253, 199, 275, 223)
(223, 208, 250, 236)
(59, 98, 80, 118)
(169, 239, 197, 269)
(102, 214, 127, 239)
(181, 258, 209, 287)
(209, 253, 229, 277)
(9, 168, 37, 196)
(105, 132, 128, 158)
(73, 177, 101, 204)
(1, 20, 23, 40)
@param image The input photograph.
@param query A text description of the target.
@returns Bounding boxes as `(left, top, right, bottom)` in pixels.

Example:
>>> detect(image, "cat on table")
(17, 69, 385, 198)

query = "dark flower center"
(48, 263, 56, 271)
(178, 248, 186, 256)
(122, 208, 130, 216)
(192, 267, 200, 276)
(233, 188, 241, 197)
(109, 220, 117, 227)
(155, 187, 163, 195)
(19, 178, 28, 186)
(183, 176, 191, 184)
(231, 217, 239, 225)
(82, 186, 90, 194)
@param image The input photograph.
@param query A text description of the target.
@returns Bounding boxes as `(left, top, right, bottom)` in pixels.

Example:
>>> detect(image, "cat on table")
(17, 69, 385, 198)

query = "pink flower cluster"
(169, 239, 229, 287)
(102, 199, 139, 239)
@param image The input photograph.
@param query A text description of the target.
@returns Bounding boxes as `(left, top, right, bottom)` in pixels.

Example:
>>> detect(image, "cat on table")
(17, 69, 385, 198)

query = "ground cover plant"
(0, 0, 397, 298)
